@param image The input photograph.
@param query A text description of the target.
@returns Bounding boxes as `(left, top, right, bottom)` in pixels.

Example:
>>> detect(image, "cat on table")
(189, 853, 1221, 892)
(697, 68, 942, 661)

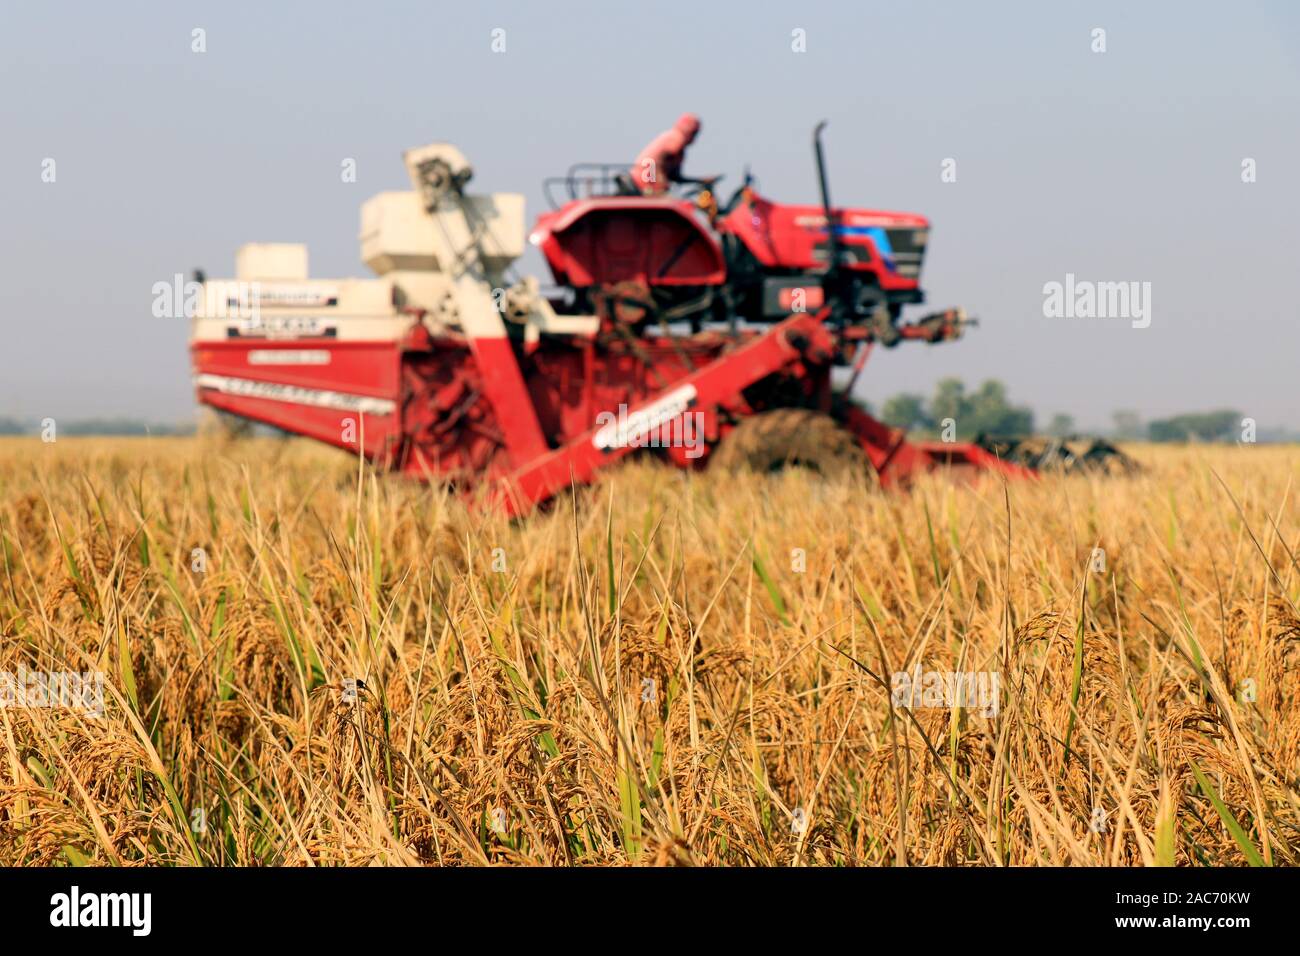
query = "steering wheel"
(721, 168, 754, 214)
(679, 174, 723, 198)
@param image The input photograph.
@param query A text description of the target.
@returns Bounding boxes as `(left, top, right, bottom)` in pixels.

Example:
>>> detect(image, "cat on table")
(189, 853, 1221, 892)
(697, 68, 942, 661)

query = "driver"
(630, 113, 703, 195)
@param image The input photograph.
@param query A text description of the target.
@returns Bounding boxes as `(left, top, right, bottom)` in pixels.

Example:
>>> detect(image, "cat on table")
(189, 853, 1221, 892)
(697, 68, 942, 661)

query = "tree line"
(0, 394, 1287, 443)
(872, 378, 1276, 443)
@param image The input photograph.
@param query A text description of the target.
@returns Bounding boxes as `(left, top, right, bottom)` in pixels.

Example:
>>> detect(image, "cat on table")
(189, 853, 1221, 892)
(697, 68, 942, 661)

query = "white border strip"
(195, 373, 395, 416)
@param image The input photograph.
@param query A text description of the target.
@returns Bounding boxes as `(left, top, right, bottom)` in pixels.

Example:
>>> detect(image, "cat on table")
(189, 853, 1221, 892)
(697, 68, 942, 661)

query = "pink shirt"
(632, 128, 691, 194)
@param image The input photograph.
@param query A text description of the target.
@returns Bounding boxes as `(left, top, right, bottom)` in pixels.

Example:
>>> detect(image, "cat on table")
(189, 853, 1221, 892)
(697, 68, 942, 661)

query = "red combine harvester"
(190, 124, 1035, 515)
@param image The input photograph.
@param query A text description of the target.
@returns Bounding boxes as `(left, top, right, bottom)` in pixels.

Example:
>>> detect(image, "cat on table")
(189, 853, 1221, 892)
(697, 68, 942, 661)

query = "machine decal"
(228, 286, 340, 308)
(247, 349, 332, 365)
(226, 316, 338, 339)
(194, 374, 394, 415)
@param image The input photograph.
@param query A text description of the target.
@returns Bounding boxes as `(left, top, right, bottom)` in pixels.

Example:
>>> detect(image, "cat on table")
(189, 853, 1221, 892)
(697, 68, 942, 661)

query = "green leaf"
(617, 759, 643, 860)
(1062, 613, 1085, 767)
(751, 545, 789, 626)
(62, 845, 92, 866)
(117, 614, 139, 714)
(1190, 761, 1267, 866)
(26, 756, 53, 788)
(1154, 783, 1176, 867)
(606, 514, 617, 618)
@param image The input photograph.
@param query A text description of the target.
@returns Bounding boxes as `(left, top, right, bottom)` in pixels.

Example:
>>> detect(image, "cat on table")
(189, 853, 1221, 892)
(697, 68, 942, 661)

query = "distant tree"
(880, 378, 1034, 438)
(0, 418, 26, 435)
(60, 419, 193, 436)
(61, 419, 153, 436)
(965, 379, 1034, 437)
(929, 378, 968, 433)
(1147, 420, 1177, 442)
(1111, 410, 1144, 441)
(880, 393, 931, 431)
(1047, 413, 1075, 438)
(1147, 410, 1241, 443)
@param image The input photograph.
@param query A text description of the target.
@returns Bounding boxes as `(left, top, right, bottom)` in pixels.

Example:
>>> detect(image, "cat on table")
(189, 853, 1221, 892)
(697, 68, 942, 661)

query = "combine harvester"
(190, 124, 1125, 514)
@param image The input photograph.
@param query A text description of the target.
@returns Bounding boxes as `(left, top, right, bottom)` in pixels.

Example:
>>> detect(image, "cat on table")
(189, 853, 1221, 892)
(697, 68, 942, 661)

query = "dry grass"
(1, 436, 1298, 866)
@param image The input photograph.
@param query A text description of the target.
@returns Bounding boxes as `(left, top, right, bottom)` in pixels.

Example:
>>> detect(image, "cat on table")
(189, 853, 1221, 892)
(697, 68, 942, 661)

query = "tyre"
(710, 409, 867, 477)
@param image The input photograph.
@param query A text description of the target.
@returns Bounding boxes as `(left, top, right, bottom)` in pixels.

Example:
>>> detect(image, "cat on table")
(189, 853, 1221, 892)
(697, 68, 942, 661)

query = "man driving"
(630, 113, 703, 195)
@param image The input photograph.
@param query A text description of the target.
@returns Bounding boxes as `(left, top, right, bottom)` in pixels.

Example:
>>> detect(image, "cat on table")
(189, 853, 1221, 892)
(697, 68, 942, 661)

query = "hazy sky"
(3, 1, 1298, 430)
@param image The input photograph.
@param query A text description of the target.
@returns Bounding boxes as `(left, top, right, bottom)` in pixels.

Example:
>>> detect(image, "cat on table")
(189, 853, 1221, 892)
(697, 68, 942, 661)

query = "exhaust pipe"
(813, 121, 842, 278)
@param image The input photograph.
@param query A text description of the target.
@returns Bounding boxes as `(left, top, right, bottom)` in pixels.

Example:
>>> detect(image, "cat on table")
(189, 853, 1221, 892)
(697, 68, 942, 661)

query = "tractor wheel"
(711, 409, 867, 478)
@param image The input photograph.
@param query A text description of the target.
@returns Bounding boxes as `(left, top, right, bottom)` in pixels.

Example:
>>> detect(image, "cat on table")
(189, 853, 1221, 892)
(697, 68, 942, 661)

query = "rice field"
(1, 436, 1297, 866)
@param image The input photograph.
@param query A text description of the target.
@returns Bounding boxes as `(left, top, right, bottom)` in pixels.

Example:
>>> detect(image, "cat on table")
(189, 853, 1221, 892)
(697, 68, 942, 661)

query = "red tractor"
(534, 122, 928, 346)
(190, 124, 1043, 515)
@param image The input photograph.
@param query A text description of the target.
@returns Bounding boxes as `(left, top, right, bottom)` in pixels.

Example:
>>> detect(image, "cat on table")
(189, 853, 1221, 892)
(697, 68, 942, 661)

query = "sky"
(2, 0, 1297, 431)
